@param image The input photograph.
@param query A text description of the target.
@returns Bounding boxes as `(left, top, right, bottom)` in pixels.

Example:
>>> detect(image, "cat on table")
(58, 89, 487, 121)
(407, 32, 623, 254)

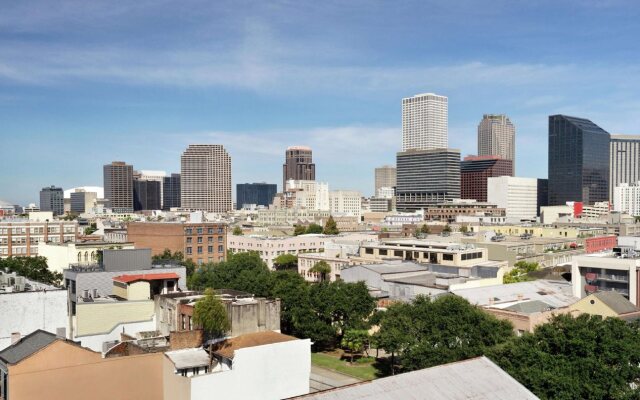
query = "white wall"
(190, 339, 311, 400)
(488, 177, 537, 221)
(74, 319, 157, 352)
(0, 290, 68, 350)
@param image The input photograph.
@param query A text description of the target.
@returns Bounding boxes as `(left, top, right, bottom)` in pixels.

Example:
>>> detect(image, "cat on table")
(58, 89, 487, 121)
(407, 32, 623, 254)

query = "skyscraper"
(133, 179, 161, 211)
(374, 165, 396, 193)
(103, 161, 133, 213)
(39, 186, 64, 215)
(136, 170, 166, 208)
(180, 145, 232, 212)
(548, 115, 610, 205)
(283, 146, 315, 191)
(477, 114, 515, 175)
(236, 183, 277, 209)
(401, 93, 448, 151)
(396, 149, 461, 211)
(163, 173, 181, 210)
(610, 135, 640, 200)
(460, 156, 513, 202)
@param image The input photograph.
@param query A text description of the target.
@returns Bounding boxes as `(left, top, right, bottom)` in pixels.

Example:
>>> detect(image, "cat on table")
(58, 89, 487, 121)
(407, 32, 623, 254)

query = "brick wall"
(170, 329, 203, 350)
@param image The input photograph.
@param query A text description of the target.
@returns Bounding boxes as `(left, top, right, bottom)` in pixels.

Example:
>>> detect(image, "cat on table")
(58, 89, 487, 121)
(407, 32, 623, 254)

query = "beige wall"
(162, 355, 190, 400)
(484, 307, 577, 333)
(571, 295, 619, 318)
(76, 300, 155, 336)
(8, 340, 163, 400)
(127, 281, 151, 300)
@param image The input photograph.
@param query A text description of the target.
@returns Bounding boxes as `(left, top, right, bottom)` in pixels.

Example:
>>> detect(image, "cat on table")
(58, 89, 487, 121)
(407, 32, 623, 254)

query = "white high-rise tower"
(401, 93, 448, 151)
(181, 145, 232, 212)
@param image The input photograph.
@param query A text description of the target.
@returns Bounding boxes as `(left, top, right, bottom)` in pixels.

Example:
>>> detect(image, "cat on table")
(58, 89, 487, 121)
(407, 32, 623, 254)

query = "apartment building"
(0, 213, 78, 258)
(227, 234, 328, 269)
(402, 93, 448, 151)
(127, 222, 227, 264)
(181, 144, 232, 212)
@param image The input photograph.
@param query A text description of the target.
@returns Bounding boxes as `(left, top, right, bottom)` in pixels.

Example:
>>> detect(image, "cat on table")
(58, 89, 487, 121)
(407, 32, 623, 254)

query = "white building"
(487, 177, 537, 222)
(614, 182, 640, 217)
(329, 190, 362, 218)
(286, 180, 330, 211)
(610, 135, 640, 200)
(181, 145, 232, 213)
(402, 93, 448, 151)
(38, 241, 135, 273)
(227, 234, 329, 269)
(376, 187, 395, 199)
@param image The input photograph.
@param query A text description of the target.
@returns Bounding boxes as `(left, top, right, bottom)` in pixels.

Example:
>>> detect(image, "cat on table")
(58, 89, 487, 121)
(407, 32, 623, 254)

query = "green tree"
(489, 314, 640, 400)
(459, 225, 468, 233)
(273, 254, 298, 270)
(442, 224, 452, 233)
(503, 261, 539, 284)
(323, 216, 340, 235)
(306, 223, 323, 234)
(375, 295, 513, 373)
(293, 225, 307, 236)
(0, 256, 62, 286)
(419, 224, 430, 234)
(83, 223, 98, 235)
(232, 226, 243, 236)
(341, 329, 369, 364)
(309, 260, 331, 282)
(193, 288, 231, 366)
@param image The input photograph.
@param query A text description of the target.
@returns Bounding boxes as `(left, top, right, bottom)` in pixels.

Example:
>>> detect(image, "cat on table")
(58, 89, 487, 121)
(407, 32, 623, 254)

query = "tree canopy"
(293, 225, 307, 236)
(232, 226, 243, 236)
(0, 256, 62, 286)
(192, 288, 231, 338)
(273, 254, 298, 270)
(503, 261, 539, 284)
(374, 295, 514, 373)
(309, 260, 331, 282)
(323, 216, 340, 235)
(489, 314, 640, 400)
(306, 223, 324, 234)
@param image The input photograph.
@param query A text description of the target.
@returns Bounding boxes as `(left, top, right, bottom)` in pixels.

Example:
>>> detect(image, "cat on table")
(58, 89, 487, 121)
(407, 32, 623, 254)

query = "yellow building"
(571, 291, 640, 319)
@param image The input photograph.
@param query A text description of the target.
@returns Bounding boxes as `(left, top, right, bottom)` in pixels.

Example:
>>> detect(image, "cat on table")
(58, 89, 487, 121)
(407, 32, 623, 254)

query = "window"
(443, 254, 454, 261)
(197, 228, 203, 235)
(186, 237, 192, 244)
(197, 246, 203, 254)
(208, 246, 213, 253)
(365, 248, 374, 254)
(185, 228, 192, 235)
(218, 245, 224, 252)
(197, 237, 203, 244)
(217, 227, 224, 234)
(208, 237, 213, 243)
(208, 228, 214, 234)
(186, 247, 192, 255)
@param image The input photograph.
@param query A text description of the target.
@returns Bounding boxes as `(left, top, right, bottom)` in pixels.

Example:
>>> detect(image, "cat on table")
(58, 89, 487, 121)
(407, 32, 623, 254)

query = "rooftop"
(453, 280, 578, 309)
(113, 272, 180, 284)
(592, 291, 639, 315)
(356, 261, 429, 275)
(294, 356, 538, 400)
(214, 331, 297, 360)
(165, 348, 211, 369)
(0, 330, 58, 365)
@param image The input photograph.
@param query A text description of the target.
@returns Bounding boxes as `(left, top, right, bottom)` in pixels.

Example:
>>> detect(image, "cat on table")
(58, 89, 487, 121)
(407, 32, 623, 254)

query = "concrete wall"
(0, 290, 68, 351)
(190, 338, 311, 400)
(227, 299, 281, 336)
(75, 300, 155, 336)
(8, 340, 163, 400)
(75, 320, 157, 352)
(127, 281, 151, 300)
(163, 355, 191, 400)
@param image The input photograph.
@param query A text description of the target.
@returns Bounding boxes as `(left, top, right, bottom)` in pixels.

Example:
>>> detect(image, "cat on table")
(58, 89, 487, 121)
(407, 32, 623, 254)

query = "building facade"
(283, 146, 315, 191)
(70, 190, 98, 213)
(127, 222, 227, 264)
(402, 93, 448, 151)
(614, 182, 640, 216)
(374, 165, 397, 193)
(610, 135, 640, 200)
(236, 183, 277, 210)
(133, 179, 162, 211)
(163, 173, 181, 210)
(548, 115, 610, 205)
(39, 186, 64, 216)
(329, 190, 362, 218)
(0, 216, 78, 258)
(104, 161, 134, 213)
(487, 176, 537, 222)
(477, 114, 515, 173)
(537, 178, 549, 216)
(227, 234, 328, 269)
(460, 155, 514, 202)
(396, 149, 461, 211)
(181, 145, 232, 212)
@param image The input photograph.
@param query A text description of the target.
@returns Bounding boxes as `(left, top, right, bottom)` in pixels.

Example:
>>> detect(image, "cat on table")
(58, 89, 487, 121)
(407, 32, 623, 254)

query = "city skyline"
(2, 1, 640, 204)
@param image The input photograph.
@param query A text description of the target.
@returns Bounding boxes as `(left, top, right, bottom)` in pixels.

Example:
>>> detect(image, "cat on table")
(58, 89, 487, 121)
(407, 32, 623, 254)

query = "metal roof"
(453, 280, 578, 309)
(295, 356, 538, 400)
(0, 330, 58, 365)
(592, 291, 639, 315)
(165, 348, 211, 369)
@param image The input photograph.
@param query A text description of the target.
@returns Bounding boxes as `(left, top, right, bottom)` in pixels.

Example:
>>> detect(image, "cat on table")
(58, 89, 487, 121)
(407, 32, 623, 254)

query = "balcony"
(597, 274, 629, 283)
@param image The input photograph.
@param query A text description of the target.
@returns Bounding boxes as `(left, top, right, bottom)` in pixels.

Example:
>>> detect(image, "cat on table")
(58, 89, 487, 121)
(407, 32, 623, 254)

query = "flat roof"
(453, 280, 578, 309)
(113, 272, 180, 284)
(214, 331, 298, 360)
(357, 261, 429, 275)
(165, 348, 211, 369)
(294, 356, 538, 400)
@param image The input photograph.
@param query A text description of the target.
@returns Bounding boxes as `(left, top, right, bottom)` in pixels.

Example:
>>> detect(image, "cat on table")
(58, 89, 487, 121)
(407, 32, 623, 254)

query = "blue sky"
(1, 0, 640, 205)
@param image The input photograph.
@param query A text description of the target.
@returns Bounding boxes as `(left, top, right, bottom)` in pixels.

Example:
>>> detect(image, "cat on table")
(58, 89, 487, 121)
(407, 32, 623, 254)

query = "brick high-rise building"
(460, 155, 513, 202)
(180, 145, 232, 212)
(103, 161, 134, 213)
(477, 114, 515, 174)
(283, 146, 315, 191)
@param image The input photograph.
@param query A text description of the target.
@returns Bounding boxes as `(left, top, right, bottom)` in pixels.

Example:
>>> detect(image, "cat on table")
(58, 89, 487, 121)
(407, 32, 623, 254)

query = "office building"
(402, 93, 448, 151)
(103, 161, 134, 213)
(133, 179, 162, 211)
(460, 155, 514, 202)
(488, 176, 537, 222)
(283, 146, 315, 190)
(537, 178, 549, 216)
(236, 183, 277, 210)
(329, 190, 362, 218)
(39, 186, 64, 216)
(477, 114, 516, 174)
(284, 180, 330, 211)
(162, 173, 181, 210)
(374, 165, 397, 193)
(135, 170, 166, 208)
(614, 182, 640, 216)
(180, 144, 232, 212)
(0, 214, 78, 258)
(69, 190, 98, 213)
(548, 115, 610, 205)
(610, 135, 640, 200)
(396, 149, 461, 211)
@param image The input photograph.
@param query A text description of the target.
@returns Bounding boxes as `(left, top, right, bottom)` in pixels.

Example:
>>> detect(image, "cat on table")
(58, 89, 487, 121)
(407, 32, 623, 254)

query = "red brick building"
(461, 155, 514, 202)
(585, 235, 617, 254)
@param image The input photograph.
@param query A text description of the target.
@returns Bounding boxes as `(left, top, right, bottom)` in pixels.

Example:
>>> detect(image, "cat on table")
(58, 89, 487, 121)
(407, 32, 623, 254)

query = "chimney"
(517, 294, 524, 301)
(93, 289, 98, 298)
(11, 332, 21, 344)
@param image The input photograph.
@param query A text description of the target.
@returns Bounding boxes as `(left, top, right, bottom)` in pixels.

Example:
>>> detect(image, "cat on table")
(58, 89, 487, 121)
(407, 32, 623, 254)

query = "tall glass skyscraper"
(236, 183, 277, 209)
(548, 115, 610, 205)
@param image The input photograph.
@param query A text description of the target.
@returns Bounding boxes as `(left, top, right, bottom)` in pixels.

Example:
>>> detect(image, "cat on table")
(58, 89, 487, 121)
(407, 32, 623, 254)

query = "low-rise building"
(127, 221, 227, 265)
(228, 234, 328, 269)
(359, 239, 488, 267)
(38, 240, 135, 273)
(570, 291, 640, 320)
(0, 213, 79, 258)
(424, 200, 505, 223)
(255, 208, 331, 226)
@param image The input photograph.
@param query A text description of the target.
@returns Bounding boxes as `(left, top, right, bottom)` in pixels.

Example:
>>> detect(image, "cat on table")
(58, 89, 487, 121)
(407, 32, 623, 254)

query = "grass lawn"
(311, 352, 380, 381)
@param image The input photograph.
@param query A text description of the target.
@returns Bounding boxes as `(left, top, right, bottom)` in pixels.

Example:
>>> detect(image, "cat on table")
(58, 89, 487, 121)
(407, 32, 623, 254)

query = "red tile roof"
(113, 272, 180, 284)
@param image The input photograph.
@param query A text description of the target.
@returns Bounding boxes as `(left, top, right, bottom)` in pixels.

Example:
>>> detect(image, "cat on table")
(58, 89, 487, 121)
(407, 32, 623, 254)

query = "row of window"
(185, 227, 225, 235)
(186, 236, 224, 244)
(185, 245, 225, 255)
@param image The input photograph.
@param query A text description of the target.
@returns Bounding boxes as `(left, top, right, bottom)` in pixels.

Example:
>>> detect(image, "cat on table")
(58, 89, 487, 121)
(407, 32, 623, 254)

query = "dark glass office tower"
(548, 115, 610, 205)
(133, 180, 161, 211)
(537, 179, 548, 216)
(163, 173, 181, 210)
(236, 183, 277, 209)
(39, 186, 64, 215)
